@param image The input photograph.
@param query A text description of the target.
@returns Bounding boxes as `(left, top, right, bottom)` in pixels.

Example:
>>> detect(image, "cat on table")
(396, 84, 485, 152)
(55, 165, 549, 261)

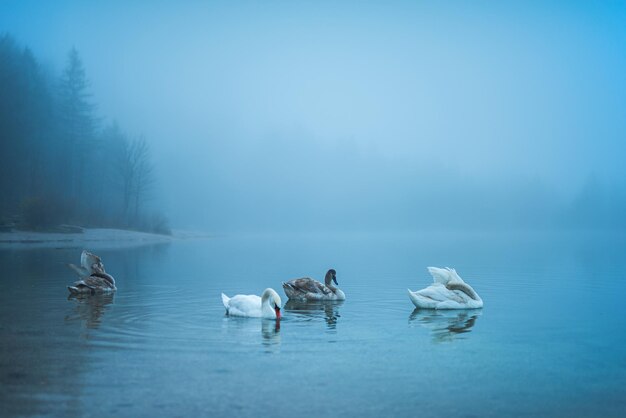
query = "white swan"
(282, 269, 345, 301)
(221, 288, 282, 319)
(408, 267, 483, 309)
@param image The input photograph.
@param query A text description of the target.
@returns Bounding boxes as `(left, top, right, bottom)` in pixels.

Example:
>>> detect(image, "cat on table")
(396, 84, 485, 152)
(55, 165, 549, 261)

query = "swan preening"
(221, 288, 282, 319)
(282, 269, 345, 301)
(67, 250, 116, 294)
(408, 267, 483, 309)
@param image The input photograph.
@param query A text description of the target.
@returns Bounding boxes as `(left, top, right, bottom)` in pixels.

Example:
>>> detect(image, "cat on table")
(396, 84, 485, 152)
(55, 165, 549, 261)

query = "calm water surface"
(1, 231, 625, 417)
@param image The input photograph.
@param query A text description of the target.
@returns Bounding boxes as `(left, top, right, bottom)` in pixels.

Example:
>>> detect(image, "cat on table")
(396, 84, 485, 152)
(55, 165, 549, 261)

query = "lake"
(1, 230, 625, 417)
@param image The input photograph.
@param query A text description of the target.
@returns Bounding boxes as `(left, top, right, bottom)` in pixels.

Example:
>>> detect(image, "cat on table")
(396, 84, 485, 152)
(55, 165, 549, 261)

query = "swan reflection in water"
(221, 317, 281, 351)
(284, 300, 343, 329)
(65, 293, 115, 329)
(261, 320, 281, 348)
(409, 309, 481, 343)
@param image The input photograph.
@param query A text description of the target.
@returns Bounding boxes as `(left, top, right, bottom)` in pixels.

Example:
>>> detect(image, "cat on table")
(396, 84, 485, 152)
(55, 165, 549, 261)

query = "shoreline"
(0, 228, 208, 249)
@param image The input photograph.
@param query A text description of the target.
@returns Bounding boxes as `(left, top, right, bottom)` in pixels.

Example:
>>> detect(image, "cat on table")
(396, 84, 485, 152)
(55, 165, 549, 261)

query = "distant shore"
(0, 227, 209, 249)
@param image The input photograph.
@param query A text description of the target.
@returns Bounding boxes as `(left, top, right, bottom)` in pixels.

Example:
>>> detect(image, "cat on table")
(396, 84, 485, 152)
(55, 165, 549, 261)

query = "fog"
(2, 1, 625, 233)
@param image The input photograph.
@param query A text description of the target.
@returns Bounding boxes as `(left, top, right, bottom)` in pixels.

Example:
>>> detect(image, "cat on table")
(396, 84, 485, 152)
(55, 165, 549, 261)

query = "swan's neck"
(446, 282, 480, 301)
(92, 272, 115, 287)
(325, 273, 337, 293)
(261, 291, 275, 316)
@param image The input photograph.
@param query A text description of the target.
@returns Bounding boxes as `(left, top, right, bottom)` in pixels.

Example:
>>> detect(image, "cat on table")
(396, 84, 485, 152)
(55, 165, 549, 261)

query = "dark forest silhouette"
(0, 34, 169, 234)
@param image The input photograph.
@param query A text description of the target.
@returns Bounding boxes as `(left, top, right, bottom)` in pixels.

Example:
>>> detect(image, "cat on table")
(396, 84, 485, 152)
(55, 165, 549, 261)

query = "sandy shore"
(0, 228, 208, 249)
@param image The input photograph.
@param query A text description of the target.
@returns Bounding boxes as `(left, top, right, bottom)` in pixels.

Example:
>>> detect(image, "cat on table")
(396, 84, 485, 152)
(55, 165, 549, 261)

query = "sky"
(1, 1, 625, 231)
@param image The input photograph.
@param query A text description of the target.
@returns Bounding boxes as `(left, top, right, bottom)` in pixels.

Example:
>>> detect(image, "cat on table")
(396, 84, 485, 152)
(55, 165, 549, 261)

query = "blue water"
(1, 230, 625, 417)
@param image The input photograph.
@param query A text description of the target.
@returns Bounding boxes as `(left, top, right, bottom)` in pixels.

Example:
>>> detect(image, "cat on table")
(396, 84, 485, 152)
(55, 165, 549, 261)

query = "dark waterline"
(1, 230, 625, 417)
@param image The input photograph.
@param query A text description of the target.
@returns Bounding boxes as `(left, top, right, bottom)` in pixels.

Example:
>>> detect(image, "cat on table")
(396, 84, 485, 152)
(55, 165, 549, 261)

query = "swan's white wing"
(427, 266, 465, 284)
(410, 283, 483, 309)
(412, 268, 482, 310)
(225, 294, 263, 317)
(427, 267, 453, 285)
(409, 284, 458, 309)
(416, 283, 460, 302)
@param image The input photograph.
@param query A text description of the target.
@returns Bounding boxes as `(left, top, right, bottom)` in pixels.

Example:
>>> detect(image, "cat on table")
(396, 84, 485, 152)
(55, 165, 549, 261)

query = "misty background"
(1, 1, 625, 233)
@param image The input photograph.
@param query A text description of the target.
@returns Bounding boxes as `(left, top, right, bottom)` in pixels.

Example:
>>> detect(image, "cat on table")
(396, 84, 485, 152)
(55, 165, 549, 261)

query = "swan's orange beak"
(275, 306, 281, 319)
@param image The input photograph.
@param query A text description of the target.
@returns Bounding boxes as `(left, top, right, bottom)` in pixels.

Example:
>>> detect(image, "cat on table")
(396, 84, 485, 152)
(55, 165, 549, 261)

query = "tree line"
(0, 34, 169, 234)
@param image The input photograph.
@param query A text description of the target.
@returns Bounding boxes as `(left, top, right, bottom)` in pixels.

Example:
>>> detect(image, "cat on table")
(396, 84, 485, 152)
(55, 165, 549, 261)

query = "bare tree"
(130, 137, 154, 223)
(115, 135, 154, 226)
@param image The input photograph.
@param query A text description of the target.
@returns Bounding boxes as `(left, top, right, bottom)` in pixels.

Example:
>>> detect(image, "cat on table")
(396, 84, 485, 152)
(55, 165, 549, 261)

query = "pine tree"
(58, 47, 95, 206)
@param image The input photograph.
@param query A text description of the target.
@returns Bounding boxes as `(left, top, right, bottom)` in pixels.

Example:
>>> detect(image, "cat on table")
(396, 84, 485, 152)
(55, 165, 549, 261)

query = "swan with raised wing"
(221, 288, 282, 319)
(282, 269, 345, 301)
(67, 250, 116, 294)
(408, 267, 482, 309)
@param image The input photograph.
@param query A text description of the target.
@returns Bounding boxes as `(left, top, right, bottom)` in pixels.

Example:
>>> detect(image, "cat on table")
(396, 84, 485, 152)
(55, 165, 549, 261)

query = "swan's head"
(325, 269, 338, 286)
(263, 288, 282, 319)
(92, 262, 106, 274)
(81, 250, 105, 273)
